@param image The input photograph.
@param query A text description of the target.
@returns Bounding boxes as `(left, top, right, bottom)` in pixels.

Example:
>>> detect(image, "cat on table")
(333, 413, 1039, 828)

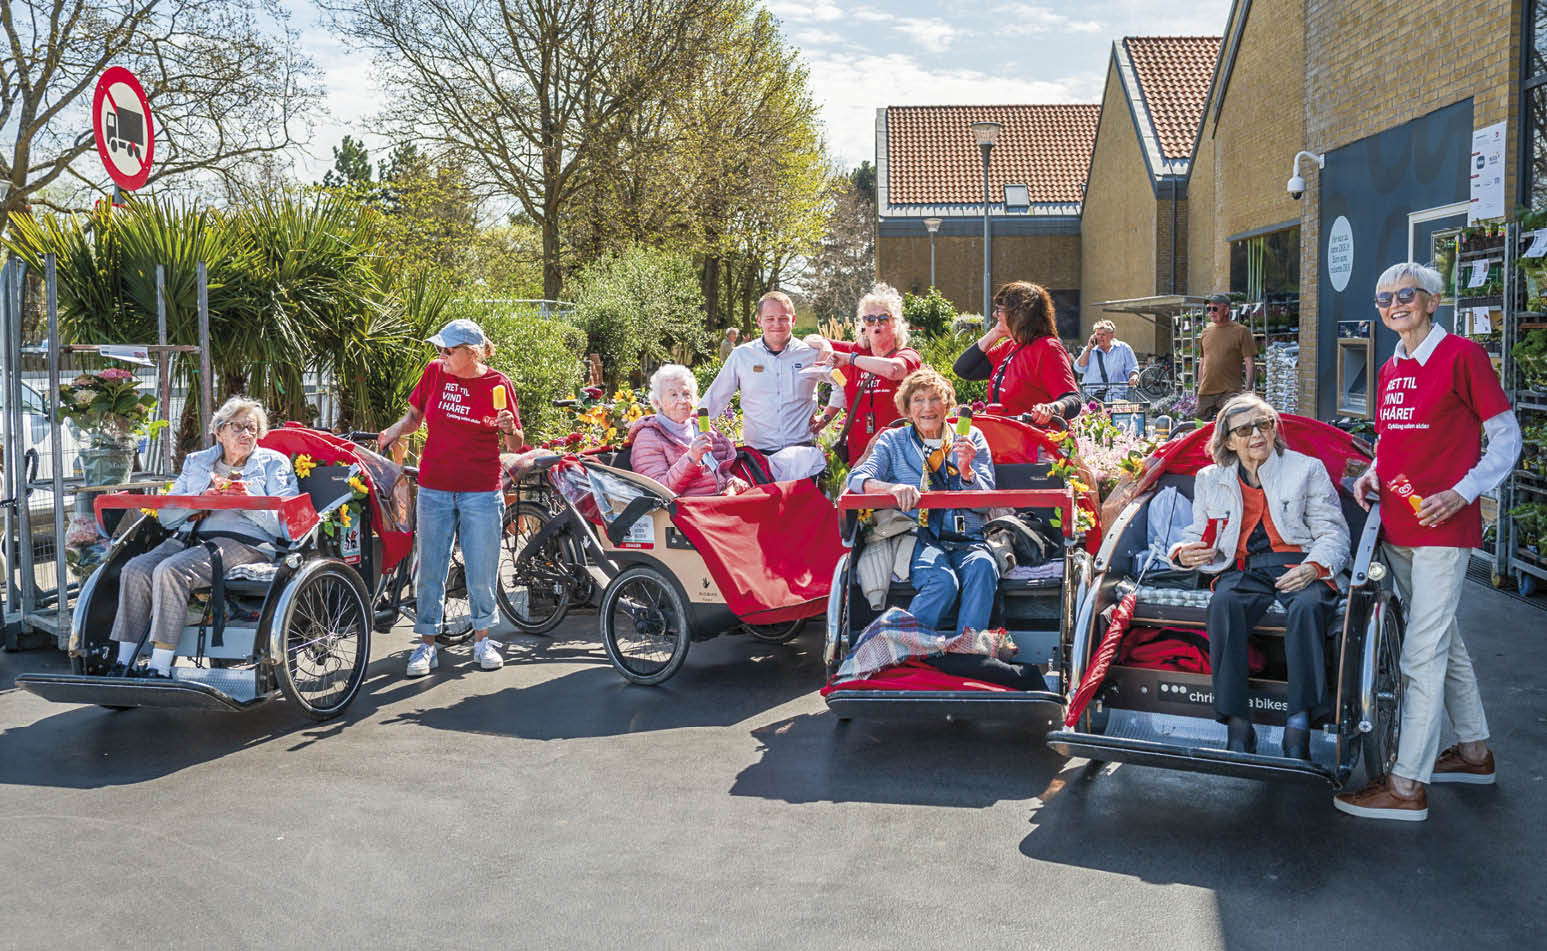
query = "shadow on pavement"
(729, 711, 1067, 808)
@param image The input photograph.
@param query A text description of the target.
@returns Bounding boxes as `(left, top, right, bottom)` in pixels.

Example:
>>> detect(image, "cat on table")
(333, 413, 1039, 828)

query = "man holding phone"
(1074, 319, 1139, 401)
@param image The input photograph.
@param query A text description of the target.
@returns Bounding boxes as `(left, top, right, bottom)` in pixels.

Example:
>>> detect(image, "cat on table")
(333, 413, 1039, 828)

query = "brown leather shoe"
(1431, 745, 1496, 784)
(1333, 775, 1428, 821)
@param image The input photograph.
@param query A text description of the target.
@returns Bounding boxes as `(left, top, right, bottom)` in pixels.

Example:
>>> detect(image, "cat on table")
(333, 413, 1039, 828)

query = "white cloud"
(993, 3, 1103, 34)
(793, 28, 844, 46)
(763, 1, 844, 22)
(893, 17, 960, 54)
(803, 49, 1102, 165)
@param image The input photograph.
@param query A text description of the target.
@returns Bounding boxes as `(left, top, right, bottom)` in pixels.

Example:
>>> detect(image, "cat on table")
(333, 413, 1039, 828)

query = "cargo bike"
(501, 442, 846, 684)
(16, 425, 434, 720)
(821, 413, 1102, 727)
(1047, 415, 1406, 788)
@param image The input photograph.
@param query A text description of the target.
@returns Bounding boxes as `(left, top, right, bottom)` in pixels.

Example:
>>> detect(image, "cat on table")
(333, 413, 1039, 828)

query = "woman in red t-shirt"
(379, 318, 523, 678)
(806, 282, 924, 463)
(952, 281, 1081, 423)
(1336, 262, 1521, 823)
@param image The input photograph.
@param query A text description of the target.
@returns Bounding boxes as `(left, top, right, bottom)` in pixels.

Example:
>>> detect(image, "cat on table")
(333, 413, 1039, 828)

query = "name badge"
(954, 515, 967, 535)
(752, 364, 765, 373)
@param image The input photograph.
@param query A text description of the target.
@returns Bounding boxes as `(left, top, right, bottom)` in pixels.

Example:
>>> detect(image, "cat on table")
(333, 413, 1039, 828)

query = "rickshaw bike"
(1047, 415, 1405, 788)
(505, 443, 846, 684)
(821, 413, 1102, 726)
(15, 425, 423, 720)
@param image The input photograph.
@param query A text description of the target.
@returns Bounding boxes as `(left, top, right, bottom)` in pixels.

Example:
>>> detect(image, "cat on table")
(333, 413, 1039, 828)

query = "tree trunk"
(702, 255, 721, 330)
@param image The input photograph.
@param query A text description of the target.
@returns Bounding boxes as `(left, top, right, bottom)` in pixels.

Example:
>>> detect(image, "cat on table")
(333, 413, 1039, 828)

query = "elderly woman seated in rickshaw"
(107, 396, 299, 678)
(1168, 394, 1350, 760)
(629, 363, 751, 496)
(847, 367, 997, 636)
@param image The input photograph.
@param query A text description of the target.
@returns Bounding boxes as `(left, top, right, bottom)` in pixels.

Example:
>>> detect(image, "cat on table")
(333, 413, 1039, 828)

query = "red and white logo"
(92, 67, 155, 191)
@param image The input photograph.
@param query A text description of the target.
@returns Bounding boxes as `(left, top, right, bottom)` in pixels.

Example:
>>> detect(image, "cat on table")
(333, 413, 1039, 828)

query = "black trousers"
(1206, 560, 1337, 722)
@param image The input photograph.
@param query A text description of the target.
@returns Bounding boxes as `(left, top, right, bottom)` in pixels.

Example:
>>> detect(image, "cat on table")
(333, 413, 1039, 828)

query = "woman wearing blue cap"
(381, 318, 522, 676)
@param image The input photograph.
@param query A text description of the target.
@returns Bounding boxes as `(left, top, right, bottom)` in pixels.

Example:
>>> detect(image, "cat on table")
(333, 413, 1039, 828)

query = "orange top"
(1234, 479, 1329, 579)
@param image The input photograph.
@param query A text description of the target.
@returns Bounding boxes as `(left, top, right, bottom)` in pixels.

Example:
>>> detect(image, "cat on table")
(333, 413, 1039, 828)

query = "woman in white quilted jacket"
(1168, 394, 1350, 760)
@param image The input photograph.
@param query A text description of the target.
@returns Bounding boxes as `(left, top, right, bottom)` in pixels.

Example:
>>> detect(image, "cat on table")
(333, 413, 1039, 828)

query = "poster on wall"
(1469, 121, 1506, 223)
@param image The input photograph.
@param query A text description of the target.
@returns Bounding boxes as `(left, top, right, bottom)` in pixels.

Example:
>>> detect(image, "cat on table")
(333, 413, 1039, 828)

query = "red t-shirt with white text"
(985, 336, 1079, 415)
(1374, 332, 1511, 548)
(831, 340, 924, 463)
(409, 361, 520, 492)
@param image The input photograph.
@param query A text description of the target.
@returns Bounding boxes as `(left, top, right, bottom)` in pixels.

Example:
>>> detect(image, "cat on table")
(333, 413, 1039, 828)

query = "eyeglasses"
(223, 421, 259, 435)
(1227, 417, 1276, 439)
(1206, 304, 1228, 313)
(437, 345, 461, 356)
(861, 313, 893, 324)
(1373, 287, 1430, 309)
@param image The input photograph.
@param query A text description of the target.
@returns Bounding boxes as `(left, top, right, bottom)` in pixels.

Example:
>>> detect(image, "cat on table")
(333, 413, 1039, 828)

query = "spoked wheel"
(1359, 596, 1404, 780)
(274, 562, 372, 720)
(497, 502, 577, 634)
(437, 544, 474, 646)
(1135, 365, 1172, 402)
(742, 618, 806, 644)
(600, 566, 691, 685)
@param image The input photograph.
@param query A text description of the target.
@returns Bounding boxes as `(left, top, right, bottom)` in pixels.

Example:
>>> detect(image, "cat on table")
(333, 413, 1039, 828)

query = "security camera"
(1287, 174, 1306, 200)
(1285, 150, 1323, 201)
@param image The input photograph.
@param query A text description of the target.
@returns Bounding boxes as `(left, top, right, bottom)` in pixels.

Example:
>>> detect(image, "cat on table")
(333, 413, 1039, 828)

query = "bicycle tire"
(497, 502, 579, 634)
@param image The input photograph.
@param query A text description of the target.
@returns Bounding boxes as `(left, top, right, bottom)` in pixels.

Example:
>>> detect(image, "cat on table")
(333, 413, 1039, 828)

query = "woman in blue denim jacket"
(108, 397, 298, 678)
(847, 368, 997, 635)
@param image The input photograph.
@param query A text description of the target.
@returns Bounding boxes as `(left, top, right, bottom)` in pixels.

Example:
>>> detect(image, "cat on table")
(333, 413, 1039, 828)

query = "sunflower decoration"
(293, 454, 318, 479)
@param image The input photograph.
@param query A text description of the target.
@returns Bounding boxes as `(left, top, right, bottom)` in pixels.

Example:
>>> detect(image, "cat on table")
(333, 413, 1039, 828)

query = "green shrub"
(453, 300, 587, 443)
(903, 287, 955, 339)
(570, 247, 710, 387)
(915, 329, 985, 406)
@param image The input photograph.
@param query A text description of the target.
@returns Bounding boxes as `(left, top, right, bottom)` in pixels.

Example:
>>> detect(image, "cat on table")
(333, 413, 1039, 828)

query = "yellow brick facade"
(877, 233, 1082, 317)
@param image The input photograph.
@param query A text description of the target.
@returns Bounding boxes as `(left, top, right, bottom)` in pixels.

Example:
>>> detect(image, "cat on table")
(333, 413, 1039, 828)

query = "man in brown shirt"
(1196, 294, 1256, 420)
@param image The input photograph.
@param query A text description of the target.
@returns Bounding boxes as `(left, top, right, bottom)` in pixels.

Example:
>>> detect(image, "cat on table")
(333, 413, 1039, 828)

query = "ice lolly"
(696, 408, 711, 433)
(955, 407, 974, 437)
(1386, 472, 1423, 514)
(492, 386, 507, 410)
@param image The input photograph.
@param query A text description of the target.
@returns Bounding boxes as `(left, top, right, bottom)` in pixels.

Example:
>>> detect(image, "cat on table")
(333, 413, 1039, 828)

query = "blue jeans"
(414, 487, 502, 637)
(908, 534, 999, 636)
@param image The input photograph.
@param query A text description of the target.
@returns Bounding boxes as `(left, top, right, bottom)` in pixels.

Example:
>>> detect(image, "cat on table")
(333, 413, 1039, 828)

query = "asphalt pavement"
(2, 580, 1543, 951)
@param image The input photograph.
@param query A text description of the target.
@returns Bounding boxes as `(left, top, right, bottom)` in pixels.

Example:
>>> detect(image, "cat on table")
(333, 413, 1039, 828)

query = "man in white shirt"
(699, 291, 842, 479)
(1074, 319, 1139, 401)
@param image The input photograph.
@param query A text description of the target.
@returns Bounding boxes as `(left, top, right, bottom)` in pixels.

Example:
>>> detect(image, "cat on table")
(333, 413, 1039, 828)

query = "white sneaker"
(406, 642, 439, 677)
(472, 637, 505, 670)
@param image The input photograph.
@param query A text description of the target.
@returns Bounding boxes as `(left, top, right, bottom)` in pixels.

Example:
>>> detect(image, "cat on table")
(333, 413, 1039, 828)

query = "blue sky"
(289, 0, 1233, 178)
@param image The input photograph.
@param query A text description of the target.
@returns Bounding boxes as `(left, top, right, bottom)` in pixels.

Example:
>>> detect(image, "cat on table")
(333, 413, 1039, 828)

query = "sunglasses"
(1206, 304, 1228, 313)
(437, 345, 466, 357)
(1227, 417, 1276, 439)
(861, 313, 894, 324)
(1373, 287, 1430, 309)
(223, 421, 259, 435)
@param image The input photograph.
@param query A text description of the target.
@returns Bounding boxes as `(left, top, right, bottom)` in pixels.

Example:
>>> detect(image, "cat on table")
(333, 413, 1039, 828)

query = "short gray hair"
(647, 363, 697, 410)
(1375, 261, 1444, 295)
(854, 281, 910, 347)
(1093, 319, 1116, 335)
(1209, 393, 1285, 467)
(209, 396, 269, 439)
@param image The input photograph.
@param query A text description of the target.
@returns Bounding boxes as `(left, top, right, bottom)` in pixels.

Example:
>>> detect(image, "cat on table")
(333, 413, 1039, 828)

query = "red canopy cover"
(260, 425, 414, 572)
(668, 479, 845, 625)
(1135, 414, 1372, 493)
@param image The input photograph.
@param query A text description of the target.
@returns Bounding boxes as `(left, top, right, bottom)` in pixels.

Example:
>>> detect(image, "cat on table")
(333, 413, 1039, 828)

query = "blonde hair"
(893, 367, 956, 416)
(853, 282, 910, 348)
(757, 290, 795, 315)
(209, 396, 270, 439)
(1093, 319, 1116, 335)
(1209, 393, 1286, 467)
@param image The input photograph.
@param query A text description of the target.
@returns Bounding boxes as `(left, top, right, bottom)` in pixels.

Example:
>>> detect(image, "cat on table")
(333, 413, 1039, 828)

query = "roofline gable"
(1188, 0, 1250, 172)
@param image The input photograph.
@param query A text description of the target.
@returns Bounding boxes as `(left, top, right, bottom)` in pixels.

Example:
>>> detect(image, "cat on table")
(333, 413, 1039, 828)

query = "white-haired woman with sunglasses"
(1335, 262, 1520, 822)
(107, 397, 298, 678)
(1169, 394, 1349, 761)
(380, 318, 522, 677)
(804, 282, 923, 464)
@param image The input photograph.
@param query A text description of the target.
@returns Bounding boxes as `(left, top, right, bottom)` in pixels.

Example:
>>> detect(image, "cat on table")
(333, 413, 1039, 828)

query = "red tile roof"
(886, 104, 1100, 206)
(1123, 36, 1220, 159)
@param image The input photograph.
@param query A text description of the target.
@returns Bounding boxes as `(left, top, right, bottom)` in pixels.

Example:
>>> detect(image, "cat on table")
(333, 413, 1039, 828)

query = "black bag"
(983, 513, 1061, 568)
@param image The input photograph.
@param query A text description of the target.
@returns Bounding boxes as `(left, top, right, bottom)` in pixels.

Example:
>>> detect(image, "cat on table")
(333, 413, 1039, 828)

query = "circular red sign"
(92, 67, 155, 191)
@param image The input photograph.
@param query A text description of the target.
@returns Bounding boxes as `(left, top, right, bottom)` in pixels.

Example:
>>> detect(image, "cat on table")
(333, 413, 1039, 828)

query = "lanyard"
(909, 425, 956, 527)
(989, 344, 1024, 403)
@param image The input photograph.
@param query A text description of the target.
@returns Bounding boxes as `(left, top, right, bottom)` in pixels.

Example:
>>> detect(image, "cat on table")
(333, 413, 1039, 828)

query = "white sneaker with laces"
(406, 642, 439, 677)
(473, 637, 505, 670)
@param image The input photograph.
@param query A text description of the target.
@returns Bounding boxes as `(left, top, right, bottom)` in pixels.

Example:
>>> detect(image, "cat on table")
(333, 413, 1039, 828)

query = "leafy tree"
(571, 247, 709, 387)
(804, 174, 876, 326)
(850, 161, 876, 203)
(323, 136, 374, 188)
(474, 302, 588, 442)
(904, 286, 956, 339)
(2, 0, 321, 228)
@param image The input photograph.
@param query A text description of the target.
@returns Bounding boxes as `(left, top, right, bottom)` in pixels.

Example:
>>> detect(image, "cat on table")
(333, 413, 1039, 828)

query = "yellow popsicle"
(493, 386, 507, 410)
(830, 367, 846, 386)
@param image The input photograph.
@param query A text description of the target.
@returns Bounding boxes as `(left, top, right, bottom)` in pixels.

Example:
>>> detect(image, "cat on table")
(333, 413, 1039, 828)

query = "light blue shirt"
(847, 424, 996, 539)
(160, 444, 299, 543)
(1076, 340, 1138, 399)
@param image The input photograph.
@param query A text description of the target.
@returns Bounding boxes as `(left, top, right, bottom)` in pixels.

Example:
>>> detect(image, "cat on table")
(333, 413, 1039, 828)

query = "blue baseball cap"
(427, 318, 488, 349)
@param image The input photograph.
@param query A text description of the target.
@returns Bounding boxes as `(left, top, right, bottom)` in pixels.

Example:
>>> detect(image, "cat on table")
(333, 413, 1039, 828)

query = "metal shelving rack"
(1504, 221, 1547, 596)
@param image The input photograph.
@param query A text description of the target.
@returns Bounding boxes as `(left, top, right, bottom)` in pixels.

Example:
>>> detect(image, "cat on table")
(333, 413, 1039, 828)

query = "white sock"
(116, 641, 138, 665)
(149, 647, 175, 675)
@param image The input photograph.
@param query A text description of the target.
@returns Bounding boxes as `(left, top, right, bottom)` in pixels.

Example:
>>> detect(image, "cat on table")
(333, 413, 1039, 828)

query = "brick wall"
(1298, 0, 1524, 406)
(878, 232, 1082, 317)
(1080, 60, 1168, 354)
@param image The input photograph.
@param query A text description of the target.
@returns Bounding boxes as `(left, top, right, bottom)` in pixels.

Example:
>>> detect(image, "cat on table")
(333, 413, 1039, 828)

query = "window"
(1523, 1, 1547, 205)
(1228, 227, 1300, 301)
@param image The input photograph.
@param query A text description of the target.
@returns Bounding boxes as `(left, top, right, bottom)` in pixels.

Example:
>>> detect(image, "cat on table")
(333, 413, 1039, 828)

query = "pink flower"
(971, 400, 986, 413)
(97, 368, 135, 382)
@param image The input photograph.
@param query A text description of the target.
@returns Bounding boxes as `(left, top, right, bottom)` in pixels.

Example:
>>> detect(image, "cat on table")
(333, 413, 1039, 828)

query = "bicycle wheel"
(742, 618, 806, 644)
(600, 566, 690, 685)
(437, 541, 474, 646)
(497, 502, 577, 634)
(274, 561, 371, 720)
(1135, 365, 1172, 402)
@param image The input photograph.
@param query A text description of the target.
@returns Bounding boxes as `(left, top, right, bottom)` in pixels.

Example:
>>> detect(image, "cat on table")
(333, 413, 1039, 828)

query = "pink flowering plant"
(54, 368, 164, 439)
(1068, 407, 1157, 497)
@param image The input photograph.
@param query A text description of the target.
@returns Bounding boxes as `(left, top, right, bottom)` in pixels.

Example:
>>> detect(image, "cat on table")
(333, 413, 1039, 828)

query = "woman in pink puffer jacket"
(629, 364, 750, 496)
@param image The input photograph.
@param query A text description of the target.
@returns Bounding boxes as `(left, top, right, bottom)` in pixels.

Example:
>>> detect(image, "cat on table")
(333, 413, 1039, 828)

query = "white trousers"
(1385, 544, 1490, 784)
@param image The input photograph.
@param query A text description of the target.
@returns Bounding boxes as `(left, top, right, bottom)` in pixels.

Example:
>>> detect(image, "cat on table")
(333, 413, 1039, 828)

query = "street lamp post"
(969, 121, 1001, 322)
(923, 217, 941, 289)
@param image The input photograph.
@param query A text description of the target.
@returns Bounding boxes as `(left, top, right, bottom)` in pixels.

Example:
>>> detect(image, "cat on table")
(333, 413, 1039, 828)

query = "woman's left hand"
(1027, 403, 1055, 425)
(951, 435, 976, 473)
(1275, 563, 1320, 592)
(1416, 489, 1466, 527)
(724, 476, 751, 496)
(495, 409, 517, 434)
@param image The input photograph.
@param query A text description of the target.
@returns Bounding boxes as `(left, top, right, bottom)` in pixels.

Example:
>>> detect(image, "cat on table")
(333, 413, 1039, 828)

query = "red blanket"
(821, 659, 1018, 696)
(668, 479, 845, 624)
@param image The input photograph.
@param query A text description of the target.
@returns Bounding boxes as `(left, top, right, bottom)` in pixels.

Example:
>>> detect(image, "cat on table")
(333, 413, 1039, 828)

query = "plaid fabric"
(837, 607, 1018, 681)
